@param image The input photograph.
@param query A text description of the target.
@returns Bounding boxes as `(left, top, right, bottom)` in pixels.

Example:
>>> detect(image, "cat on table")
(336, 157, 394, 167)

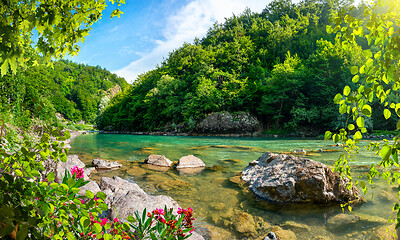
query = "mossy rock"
(269, 226, 297, 240)
(231, 211, 257, 236)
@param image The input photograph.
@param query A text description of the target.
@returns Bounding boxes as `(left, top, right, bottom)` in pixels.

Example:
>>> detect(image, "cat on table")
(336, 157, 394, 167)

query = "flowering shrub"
(120, 206, 194, 240)
(0, 125, 195, 240)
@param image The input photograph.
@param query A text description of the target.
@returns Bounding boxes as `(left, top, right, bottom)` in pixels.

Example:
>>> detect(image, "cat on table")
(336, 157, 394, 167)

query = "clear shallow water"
(70, 133, 399, 239)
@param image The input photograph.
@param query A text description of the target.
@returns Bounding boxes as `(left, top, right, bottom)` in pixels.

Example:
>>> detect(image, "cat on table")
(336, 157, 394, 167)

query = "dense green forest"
(97, 0, 393, 134)
(0, 59, 129, 131)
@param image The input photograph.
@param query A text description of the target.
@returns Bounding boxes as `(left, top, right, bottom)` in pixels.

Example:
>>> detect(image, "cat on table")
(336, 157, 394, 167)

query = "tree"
(0, 0, 124, 76)
(325, 0, 400, 229)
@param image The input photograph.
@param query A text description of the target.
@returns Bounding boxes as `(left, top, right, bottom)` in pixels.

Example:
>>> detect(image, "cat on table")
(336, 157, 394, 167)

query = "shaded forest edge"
(0, 59, 129, 148)
(96, 0, 398, 136)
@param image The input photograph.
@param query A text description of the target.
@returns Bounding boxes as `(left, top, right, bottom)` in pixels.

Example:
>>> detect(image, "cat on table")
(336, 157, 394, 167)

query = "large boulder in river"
(196, 111, 261, 134)
(144, 154, 173, 167)
(241, 152, 361, 204)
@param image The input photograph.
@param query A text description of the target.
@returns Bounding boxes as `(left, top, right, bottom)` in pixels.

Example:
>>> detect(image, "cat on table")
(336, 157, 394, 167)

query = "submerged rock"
(231, 212, 257, 236)
(144, 154, 173, 167)
(177, 155, 206, 169)
(241, 152, 361, 204)
(92, 158, 122, 170)
(326, 214, 360, 231)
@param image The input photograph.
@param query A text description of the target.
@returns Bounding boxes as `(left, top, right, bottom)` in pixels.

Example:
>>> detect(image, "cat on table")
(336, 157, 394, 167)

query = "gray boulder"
(177, 155, 205, 169)
(144, 154, 173, 167)
(241, 152, 361, 204)
(92, 158, 122, 170)
(196, 111, 261, 134)
(100, 176, 180, 221)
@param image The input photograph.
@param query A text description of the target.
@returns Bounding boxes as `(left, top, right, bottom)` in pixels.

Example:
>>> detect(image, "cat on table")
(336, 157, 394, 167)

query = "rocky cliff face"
(196, 112, 261, 134)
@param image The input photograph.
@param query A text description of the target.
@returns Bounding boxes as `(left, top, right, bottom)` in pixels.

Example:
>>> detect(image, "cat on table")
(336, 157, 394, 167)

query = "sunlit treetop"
(0, 0, 124, 76)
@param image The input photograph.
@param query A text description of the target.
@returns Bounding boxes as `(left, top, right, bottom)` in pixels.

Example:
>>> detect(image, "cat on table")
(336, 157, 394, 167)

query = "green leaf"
(374, 51, 382, 60)
(47, 172, 55, 182)
(397, 120, 400, 130)
(343, 86, 351, 96)
(384, 109, 391, 120)
(350, 66, 358, 75)
(348, 124, 355, 131)
(354, 131, 362, 140)
(123, 222, 130, 231)
(366, 58, 374, 68)
(64, 130, 71, 139)
(356, 117, 365, 128)
(1, 59, 9, 76)
(326, 25, 333, 34)
(362, 104, 372, 116)
(16, 224, 28, 240)
(333, 134, 340, 143)
(324, 131, 332, 141)
(96, 191, 107, 200)
(67, 232, 74, 240)
(127, 215, 136, 223)
(352, 75, 359, 83)
(362, 49, 372, 58)
(381, 146, 392, 161)
(93, 222, 102, 234)
(85, 190, 94, 199)
(333, 93, 342, 104)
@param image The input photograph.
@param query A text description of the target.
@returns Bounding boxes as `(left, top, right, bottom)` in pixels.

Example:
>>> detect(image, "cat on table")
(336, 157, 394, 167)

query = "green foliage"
(0, 126, 109, 239)
(98, 0, 365, 134)
(0, 123, 195, 239)
(0, 0, 124, 77)
(0, 59, 128, 129)
(325, 0, 400, 228)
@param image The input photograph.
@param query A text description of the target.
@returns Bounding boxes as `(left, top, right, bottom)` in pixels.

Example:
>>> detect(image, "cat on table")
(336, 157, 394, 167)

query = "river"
(70, 133, 398, 239)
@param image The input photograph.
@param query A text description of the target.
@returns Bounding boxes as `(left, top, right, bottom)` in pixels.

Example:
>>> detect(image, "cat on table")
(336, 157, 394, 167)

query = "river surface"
(70, 133, 399, 239)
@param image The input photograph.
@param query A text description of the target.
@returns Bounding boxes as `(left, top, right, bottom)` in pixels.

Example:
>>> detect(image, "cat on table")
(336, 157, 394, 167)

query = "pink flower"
(152, 208, 164, 215)
(71, 166, 84, 179)
(101, 218, 108, 226)
(113, 218, 119, 223)
(79, 198, 85, 204)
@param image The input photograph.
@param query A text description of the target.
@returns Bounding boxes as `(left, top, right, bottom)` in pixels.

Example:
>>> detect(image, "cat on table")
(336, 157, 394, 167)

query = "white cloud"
(114, 0, 267, 83)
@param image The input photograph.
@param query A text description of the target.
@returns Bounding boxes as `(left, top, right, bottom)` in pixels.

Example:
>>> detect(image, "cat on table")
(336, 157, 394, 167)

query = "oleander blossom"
(177, 207, 194, 228)
(71, 166, 84, 179)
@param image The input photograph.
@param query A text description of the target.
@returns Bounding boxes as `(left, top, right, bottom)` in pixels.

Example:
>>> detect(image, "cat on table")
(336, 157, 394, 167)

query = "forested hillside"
(97, 0, 388, 134)
(0, 59, 129, 131)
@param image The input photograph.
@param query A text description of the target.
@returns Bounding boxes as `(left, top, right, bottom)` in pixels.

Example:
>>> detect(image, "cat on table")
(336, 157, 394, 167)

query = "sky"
(67, 0, 270, 83)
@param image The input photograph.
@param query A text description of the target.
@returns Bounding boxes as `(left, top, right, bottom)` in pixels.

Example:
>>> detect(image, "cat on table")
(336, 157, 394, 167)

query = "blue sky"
(67, 0, 269, 83)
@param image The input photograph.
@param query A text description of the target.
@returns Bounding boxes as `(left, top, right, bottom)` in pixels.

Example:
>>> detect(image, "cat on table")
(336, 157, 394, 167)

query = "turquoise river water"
(70, 133, 399, 239)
